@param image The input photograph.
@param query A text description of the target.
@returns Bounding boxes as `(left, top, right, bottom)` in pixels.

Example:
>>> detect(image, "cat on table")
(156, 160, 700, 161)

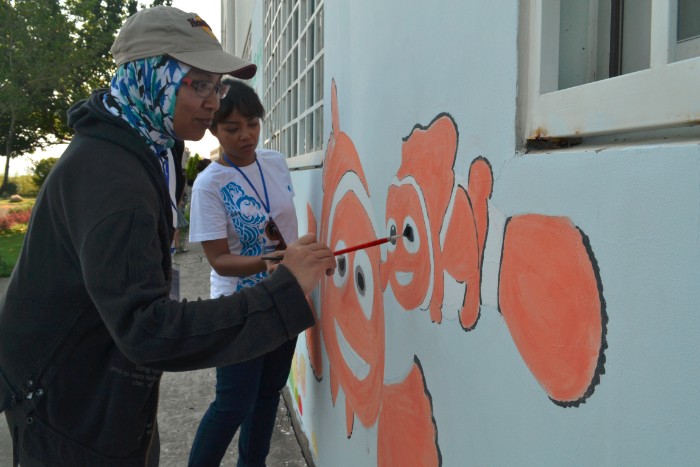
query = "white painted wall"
(239, 1, 700, 466)
(221, 0, 254, 57)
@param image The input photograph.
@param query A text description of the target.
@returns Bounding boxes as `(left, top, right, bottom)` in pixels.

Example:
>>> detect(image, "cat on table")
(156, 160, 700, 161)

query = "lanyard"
(222, 153, 270, 214)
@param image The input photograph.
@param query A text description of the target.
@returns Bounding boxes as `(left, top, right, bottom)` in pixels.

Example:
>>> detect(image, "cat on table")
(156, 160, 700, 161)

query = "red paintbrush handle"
(261, 234, 403, 261)
(334, 237, 391, 256)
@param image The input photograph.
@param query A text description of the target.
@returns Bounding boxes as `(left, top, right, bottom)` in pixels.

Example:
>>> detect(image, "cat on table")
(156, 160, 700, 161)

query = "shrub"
(11, 175, 39, 197)
(0, 207, 32, 231)
(4, 182, 17, 196)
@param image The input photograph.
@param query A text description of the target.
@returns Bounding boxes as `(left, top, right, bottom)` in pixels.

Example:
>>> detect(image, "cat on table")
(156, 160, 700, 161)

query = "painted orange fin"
(499, 214, 606, 406)
(377, 357, 441, 467)
(441, 185, 480, 329)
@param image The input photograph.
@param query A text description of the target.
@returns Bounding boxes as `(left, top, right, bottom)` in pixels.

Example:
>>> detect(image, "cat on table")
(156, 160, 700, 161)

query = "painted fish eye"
(355, 266, 365, 296)
(333, 240, 349, 287)
(403, 224, 414, 242)
(386, 218, 398, 251)
(338, 256, 347, 277)
(403, 216, 420, 254)
(353, 249, 374, 319)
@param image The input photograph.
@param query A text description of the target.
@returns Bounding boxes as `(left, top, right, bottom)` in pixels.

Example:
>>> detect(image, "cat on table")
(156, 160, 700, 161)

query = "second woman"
(188, 79, 299, 467)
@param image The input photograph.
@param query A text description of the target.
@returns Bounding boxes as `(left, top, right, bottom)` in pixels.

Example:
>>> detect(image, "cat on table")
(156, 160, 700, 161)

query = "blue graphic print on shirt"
(220, 181, 269, 290)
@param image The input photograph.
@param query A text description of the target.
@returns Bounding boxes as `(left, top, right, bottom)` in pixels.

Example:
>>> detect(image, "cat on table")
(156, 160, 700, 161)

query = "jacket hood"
(67, 90, 152, 158)
(66, 90, 176, 233)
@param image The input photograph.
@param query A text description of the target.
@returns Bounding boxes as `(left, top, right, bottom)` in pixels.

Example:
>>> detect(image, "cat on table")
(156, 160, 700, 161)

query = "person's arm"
(81, 209, 335, 372)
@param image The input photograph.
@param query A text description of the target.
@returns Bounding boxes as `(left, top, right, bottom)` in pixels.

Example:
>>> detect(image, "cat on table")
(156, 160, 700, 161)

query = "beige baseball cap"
(111, 5, 256, 79)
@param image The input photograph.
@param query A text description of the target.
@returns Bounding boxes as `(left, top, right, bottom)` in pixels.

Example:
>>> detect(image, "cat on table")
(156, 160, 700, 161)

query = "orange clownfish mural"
(380, 113, 492, 329)
(379, 112, 607, 406)
(298, 79, 607, 466)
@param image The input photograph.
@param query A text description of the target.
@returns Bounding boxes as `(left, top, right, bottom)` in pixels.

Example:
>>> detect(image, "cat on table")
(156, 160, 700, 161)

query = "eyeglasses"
(265, 218, 287, 251)
(181, 78, 230, 99)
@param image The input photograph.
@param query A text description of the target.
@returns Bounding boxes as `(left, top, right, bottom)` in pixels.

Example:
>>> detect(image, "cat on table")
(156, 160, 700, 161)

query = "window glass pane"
(305, 114, 313, 153)
(300, 33, 307, 68)
(621, 0, 650, 74)
(293, 7, 299, 39)
(301, 0, 307, 22)
(678, 0, 700, 40)
(676, 0, 700, 61)
(308, 18, 315, 60)
(307, 70, 314, 108)
(292, 45, 298, 77)
(558, 0, 595, 89)
(314, 107, 323, 150)
(315, 57, 323, 101)
(299, 117, 306, 153)
(557, 0, 650, 90)
(281, 95, 287, 124)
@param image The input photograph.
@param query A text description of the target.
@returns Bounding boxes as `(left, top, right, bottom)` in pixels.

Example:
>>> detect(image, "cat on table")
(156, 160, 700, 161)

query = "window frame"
(520, 0, 700, 145)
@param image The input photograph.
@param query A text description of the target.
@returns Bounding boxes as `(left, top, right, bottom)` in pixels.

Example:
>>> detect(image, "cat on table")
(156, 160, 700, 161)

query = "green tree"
(0, 0, 72, 194)
(31, 157, 58, 190)
(0, 0, 171, 195)
(185, 153, 202, 184)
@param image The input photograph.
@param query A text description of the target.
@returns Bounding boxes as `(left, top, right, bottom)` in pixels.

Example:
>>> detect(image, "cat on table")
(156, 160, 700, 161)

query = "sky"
(4, 0, 223, 176)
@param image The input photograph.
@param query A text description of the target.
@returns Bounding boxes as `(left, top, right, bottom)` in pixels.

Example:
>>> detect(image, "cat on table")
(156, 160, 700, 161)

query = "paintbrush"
(262, 226, 411, 261)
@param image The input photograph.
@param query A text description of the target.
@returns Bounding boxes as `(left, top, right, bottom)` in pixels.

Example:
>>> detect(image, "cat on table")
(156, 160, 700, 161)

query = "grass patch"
(0, 228, 26, 277)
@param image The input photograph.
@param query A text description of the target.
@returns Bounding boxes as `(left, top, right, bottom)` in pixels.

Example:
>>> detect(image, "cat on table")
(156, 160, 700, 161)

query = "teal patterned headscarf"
(103, 55, 190, 156)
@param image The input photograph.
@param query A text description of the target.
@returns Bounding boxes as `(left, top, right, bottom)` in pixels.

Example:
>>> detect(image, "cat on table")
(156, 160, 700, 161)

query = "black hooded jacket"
(0, 90, 314, 466)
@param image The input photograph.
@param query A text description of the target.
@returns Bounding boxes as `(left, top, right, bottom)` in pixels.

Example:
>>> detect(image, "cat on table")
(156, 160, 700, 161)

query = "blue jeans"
(187, 337, 297, 467)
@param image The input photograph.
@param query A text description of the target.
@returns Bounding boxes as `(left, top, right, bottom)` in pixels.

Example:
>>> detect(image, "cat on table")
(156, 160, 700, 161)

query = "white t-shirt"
(189, 149, 298, 298)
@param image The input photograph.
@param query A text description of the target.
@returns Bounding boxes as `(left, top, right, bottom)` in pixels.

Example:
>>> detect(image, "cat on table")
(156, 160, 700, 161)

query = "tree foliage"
(31, 157, 58, 190)
(185, 153, 202, 183)
(0, 0, 171, 195)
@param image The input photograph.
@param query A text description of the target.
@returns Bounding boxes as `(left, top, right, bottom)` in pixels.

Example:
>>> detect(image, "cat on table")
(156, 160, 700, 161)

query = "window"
(677, 0, 700, 61)
(520, 0, 700, 147)
(263, 0, 324, 169)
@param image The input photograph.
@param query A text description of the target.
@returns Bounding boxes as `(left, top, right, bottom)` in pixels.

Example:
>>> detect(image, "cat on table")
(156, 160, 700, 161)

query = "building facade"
(224, 1, 700, 465)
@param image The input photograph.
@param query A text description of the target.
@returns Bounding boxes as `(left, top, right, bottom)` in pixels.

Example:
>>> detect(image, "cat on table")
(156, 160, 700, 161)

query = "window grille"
(263, 0, 324, 168)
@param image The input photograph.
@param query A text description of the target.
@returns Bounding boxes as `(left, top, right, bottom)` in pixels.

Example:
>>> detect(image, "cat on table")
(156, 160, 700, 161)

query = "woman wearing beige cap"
(0, 6, 335, 467)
